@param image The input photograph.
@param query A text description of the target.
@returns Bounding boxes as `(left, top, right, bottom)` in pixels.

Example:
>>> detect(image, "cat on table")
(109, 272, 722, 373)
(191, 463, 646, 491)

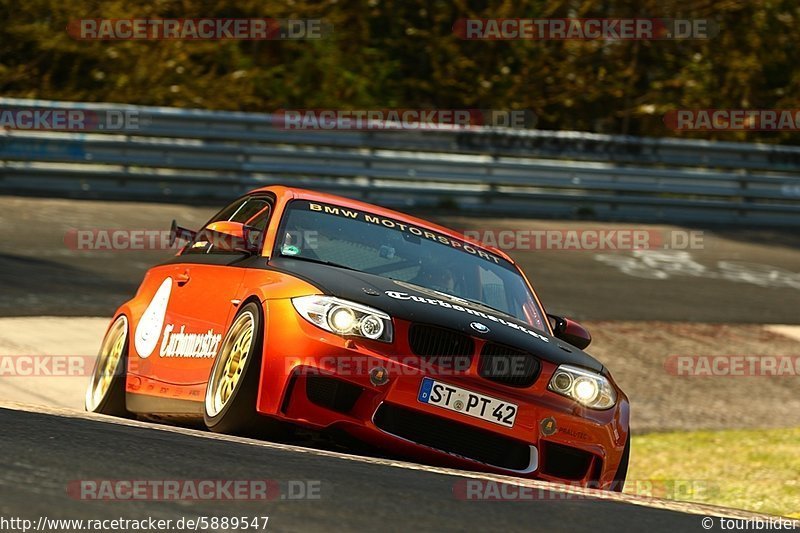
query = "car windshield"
(278, 200, 546, 330)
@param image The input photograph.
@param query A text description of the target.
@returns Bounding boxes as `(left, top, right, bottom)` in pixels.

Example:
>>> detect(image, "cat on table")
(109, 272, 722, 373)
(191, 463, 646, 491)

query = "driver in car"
(413, 258, 457, 295)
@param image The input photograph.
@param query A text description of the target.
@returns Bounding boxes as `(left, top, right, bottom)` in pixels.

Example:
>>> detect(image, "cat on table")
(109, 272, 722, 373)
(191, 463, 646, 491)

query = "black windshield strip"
(277, 199, 515, 271)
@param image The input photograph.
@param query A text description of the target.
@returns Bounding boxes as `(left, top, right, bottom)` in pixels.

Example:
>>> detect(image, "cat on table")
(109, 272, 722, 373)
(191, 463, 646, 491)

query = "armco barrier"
(1, 97, 799, 225)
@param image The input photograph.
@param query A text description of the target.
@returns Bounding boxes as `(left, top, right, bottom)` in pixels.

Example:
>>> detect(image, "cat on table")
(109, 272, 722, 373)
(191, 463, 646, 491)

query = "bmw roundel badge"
(470, 321, 490, 334)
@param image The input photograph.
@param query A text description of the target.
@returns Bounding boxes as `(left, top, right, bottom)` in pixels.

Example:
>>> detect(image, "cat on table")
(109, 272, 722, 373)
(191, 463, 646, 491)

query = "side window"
(182, 196, 272, 255)
(227, 198, 271, 224)
(209, 197, 249, 224)
(241, 204, 272, 253)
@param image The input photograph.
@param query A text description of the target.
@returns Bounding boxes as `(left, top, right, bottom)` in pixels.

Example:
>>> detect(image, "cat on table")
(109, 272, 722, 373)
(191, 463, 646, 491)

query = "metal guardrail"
(1, 97, 799, 225)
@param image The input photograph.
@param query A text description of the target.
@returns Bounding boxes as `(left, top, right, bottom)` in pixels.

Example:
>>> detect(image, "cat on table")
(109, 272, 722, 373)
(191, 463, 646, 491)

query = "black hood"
(270, 257, 604, 372)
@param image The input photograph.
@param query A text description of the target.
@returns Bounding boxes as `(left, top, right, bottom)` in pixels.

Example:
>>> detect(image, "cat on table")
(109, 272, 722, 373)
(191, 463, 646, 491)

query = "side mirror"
(202, 221, 264, 254)
(548, 314, 592, 349)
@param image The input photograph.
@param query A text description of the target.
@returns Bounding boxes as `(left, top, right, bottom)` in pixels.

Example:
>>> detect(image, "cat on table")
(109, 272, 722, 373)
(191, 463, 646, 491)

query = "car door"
(150, 195, 273, 387)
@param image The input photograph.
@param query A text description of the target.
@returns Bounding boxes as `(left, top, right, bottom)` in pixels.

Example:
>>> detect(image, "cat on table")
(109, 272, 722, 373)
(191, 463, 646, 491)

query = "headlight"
(292, 295, 393, 342)
(547, 365, 616, 409)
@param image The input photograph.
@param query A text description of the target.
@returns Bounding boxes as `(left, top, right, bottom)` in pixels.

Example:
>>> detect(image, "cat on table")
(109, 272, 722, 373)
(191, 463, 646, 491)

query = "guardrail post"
(364, 132, 375, 201)
(486, 153, 499, 208)
(738, 168, 750, 223)
(241, 119, 254, 195)
(610, 169, 619, 214)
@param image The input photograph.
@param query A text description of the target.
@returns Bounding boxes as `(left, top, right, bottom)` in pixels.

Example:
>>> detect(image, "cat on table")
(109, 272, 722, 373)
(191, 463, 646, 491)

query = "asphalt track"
(0, 196, 798, 322)
(0, 402, 775, 533)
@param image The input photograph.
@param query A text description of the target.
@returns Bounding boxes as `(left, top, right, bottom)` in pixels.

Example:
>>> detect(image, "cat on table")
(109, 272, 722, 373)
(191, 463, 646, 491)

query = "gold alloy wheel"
(85, 315, 128, 411)
(205, 311, 255, 418)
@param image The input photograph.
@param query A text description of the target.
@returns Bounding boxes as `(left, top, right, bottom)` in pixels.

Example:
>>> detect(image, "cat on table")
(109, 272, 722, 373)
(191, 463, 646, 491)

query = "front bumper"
(257, 298, 630, 488)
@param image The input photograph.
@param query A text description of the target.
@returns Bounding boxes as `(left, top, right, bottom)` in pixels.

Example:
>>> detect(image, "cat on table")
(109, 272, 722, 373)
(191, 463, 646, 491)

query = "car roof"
(251, 185, 516, 265)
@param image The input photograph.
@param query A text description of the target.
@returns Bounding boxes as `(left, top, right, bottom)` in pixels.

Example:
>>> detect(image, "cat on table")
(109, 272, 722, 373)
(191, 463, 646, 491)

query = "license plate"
(418, 377, 518, 428)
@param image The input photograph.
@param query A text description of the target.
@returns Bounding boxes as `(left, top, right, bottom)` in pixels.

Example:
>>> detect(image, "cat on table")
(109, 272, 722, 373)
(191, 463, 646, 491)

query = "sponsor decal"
(369, 366, 390, 386)
(385, 290, 549, 343)
(159, 325, 222, 359)
(281, 244, 301, 256)
(559, 426, 591, 441)
(135, 278, 172, 359)
(540, 417, 557, 436)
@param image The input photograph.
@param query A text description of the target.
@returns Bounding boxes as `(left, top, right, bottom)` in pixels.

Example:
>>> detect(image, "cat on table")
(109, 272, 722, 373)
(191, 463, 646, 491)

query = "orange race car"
(85, 185, 630, 490)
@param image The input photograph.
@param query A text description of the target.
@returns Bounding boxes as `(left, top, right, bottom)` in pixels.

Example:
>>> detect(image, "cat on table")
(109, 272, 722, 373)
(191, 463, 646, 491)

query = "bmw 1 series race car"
(86, 185, 630, 490)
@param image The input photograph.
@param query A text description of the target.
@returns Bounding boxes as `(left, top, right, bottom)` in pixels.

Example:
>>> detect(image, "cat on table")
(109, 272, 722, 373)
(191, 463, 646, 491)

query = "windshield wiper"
(395, 279, 519, 321)
(459, 296, 516, 319)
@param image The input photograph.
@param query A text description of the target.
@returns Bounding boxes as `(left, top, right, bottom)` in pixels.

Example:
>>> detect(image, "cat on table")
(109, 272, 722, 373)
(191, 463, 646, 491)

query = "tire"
(611, 431, 631, 492)
(204, 302, 285, 437)
(85, 315, 130, 417)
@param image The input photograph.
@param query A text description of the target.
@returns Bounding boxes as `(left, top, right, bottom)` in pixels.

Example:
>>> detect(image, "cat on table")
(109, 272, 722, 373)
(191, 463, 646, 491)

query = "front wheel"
(204, 302, 285, 437)
(611, 432, 631, 492)
(85, 315, 130, 416)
